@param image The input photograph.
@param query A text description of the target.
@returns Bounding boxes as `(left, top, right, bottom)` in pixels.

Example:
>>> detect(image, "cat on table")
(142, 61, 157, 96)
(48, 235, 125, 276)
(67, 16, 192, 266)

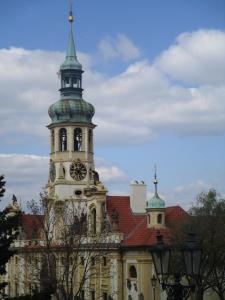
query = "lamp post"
(150, 232, 202, 300)
(151, 274, 157, 300)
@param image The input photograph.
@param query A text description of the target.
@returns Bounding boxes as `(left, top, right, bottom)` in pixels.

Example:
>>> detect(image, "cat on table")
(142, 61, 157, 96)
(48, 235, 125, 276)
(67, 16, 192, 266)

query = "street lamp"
(151, 274, 157, 300)
(150, 232, 202, 300)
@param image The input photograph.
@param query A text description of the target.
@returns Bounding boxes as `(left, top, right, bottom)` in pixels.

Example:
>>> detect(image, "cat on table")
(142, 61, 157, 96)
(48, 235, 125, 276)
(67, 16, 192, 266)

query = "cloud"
(0, 29, 225, 150)
(98, 34, 141, 61)
(0, 154, 127, 209)
(156, 29, 225, 85)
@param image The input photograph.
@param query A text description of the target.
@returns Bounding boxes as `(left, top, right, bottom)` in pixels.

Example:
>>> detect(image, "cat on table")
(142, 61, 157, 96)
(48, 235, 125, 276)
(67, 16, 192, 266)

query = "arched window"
(59, 128, 67, 151)
(148, 214, 151, 224)
(64, 77, 70, 88)
(92, 208, 96, 234)
(51, 129, 55, 152)
(74, 128, 82, 151)
(72, 77, 81, 88)
(129, 265, 137, 278)
(88, 129, 93, 152)
(157, 214, 162, 224)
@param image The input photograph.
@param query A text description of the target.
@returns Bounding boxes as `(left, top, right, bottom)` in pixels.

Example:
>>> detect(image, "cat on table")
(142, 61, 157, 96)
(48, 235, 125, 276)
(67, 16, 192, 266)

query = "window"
(15, 282, 18, 296)
(74, 128, 82, 151)
(129, 265, 137, 278)
(92, 208, 97, 234)
(157, 214, 162, 224)
(51, 129, 55, 151)
(91, 257, 95, 266)
(103, 292, 108, 300)
(59, 128, 67, 151)
(148, 214, 151, 224)
(91, 291, 95, 300)
(103, 257, 107, 266)
(61, 256, 65, 265)
(64, 77, 70, 87)
(88, 129, 93, 152)
(72, 77, 81, 88)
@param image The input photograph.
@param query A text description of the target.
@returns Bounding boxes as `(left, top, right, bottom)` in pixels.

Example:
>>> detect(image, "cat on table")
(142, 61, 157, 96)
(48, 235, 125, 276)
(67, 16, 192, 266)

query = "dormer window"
(59, 128, 67, 151)
(74, 128, 82, 151)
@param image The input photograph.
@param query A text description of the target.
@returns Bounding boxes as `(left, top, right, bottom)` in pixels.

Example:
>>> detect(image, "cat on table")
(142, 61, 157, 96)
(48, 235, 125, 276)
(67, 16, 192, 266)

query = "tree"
(0, 175, 20, 296)
(26, 192, 114, 300)
(189, 189, 225, 300)
(171, 189, 225, 300)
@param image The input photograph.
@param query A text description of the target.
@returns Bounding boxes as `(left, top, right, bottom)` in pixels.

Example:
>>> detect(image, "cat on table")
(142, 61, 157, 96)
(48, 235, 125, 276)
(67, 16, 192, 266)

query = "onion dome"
(48, 98, 95, 124)
(147, 171, 165, 209)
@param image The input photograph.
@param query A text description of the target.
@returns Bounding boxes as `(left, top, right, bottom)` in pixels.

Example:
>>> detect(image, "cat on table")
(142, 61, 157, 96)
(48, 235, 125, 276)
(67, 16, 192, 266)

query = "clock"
(70, 161, 87, 181)
(50, 161, 56, 182)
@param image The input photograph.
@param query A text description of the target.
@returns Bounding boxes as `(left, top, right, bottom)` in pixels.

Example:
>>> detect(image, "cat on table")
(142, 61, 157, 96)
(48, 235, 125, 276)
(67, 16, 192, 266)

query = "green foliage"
(0, 175, 20, 294)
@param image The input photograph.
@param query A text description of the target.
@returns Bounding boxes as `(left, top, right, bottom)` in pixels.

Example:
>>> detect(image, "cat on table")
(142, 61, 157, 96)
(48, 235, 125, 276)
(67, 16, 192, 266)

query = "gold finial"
(68, 10, 74, 23)
(68, 0, 74, 23)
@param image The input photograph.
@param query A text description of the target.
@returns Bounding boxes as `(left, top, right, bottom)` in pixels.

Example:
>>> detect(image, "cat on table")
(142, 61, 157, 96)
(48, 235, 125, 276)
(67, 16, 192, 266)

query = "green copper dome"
(147, 193, 165, 209)
(147, 172, 165, 209)
(48, 98, 95, 124)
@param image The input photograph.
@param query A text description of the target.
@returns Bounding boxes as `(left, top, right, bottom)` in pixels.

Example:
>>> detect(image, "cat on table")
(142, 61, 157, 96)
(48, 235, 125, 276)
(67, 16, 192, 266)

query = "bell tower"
(47, 9, 97, 200)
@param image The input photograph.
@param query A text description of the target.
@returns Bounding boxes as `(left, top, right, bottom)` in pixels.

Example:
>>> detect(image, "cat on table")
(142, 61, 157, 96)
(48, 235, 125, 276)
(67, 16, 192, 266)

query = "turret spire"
(153, 164, 159, 196)
(60, 3, 82, 71)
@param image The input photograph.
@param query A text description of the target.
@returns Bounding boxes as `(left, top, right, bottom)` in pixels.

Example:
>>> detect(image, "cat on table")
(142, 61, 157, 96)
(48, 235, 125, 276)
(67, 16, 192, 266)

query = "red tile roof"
(106, 196, 187, 247)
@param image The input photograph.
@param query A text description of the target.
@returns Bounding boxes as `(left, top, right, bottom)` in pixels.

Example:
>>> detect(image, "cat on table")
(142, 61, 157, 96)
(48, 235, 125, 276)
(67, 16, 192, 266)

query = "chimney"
(130, 181, 147, 213)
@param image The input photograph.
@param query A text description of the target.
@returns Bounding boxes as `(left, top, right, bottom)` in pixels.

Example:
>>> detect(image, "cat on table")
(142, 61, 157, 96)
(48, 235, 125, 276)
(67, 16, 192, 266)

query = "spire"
(153, 164, 159, 197)
(60, 7, 82, 70)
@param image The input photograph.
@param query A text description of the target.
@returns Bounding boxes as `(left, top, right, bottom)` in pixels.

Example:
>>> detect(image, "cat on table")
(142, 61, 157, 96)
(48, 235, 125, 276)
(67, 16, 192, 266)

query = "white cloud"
(156, 29, 225, 85)
(98, 34, 141, 61)
(0, 29, 225, 149)
(0, 154, 127, 209)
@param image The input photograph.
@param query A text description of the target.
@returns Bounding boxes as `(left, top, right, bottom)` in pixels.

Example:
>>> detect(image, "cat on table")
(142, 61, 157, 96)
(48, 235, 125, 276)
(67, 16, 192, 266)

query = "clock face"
(70, 161, 87, 181)
(50, 161, 56, 182)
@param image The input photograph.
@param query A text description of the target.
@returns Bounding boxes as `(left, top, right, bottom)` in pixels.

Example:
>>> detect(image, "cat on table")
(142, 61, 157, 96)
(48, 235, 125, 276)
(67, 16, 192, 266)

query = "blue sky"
(0, 0, 225, 209)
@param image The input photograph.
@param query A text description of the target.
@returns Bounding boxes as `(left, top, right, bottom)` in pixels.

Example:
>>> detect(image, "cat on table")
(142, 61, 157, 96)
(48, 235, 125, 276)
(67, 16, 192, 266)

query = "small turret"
(146, 168, 165, 228)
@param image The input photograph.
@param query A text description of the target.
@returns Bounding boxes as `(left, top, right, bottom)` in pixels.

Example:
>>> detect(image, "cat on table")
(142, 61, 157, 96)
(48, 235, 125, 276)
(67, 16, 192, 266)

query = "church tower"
(48, 9, 96, 197)
(46, 9, 107, 236)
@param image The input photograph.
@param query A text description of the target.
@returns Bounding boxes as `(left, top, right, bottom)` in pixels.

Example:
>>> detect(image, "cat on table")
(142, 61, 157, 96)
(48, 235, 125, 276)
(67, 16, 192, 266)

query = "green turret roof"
(60, 28, 82, 70)
(146, 171, 165, 209)
(147, 193, 165, 209)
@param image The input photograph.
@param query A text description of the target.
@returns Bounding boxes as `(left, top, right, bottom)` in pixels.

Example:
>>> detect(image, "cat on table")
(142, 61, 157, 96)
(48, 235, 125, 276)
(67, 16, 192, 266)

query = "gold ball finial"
(69, 11, 74, 23)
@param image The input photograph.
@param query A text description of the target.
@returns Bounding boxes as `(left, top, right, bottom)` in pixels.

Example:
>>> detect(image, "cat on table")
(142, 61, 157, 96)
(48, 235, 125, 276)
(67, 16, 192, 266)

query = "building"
(2, 8, 191, 300)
